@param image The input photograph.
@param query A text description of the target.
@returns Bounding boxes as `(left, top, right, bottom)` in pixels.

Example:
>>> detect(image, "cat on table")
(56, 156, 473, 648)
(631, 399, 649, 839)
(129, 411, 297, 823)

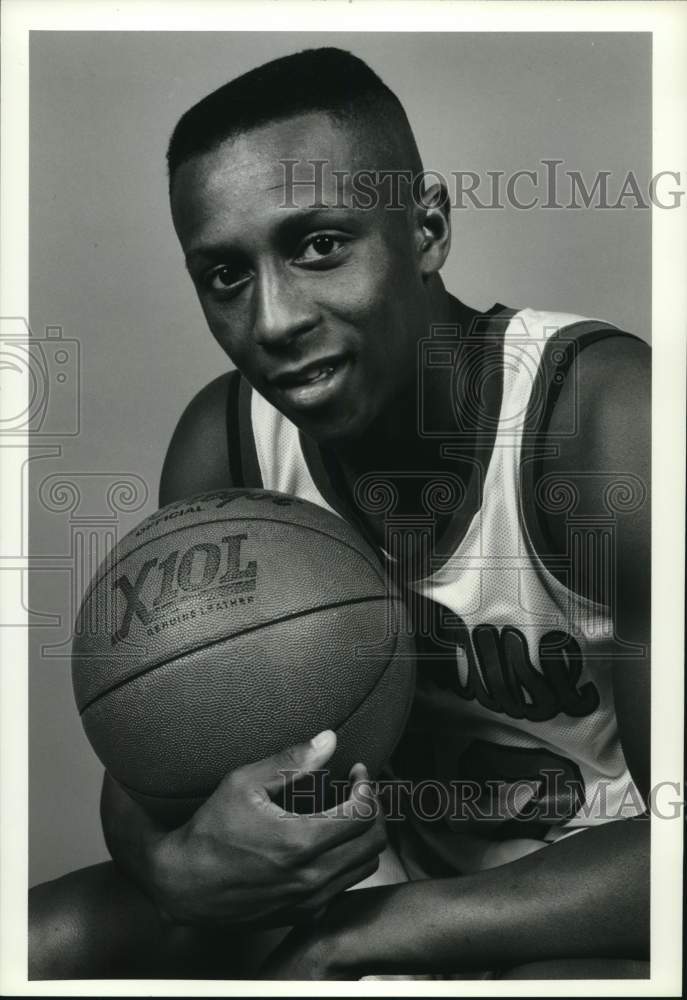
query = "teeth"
(304, 366, 334, 383)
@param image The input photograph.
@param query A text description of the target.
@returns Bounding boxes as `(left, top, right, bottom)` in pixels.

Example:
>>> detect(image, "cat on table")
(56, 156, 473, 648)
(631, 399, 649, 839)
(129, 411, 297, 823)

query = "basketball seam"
(107, 614, 410, 803)
(77, 594, 403, 714)
(81, 514, 388, 600)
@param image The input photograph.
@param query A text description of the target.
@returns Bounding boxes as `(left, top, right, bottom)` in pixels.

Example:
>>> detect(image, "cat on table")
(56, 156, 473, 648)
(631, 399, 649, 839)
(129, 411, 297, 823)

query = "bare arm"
(536, 334, 651, 801)
(266, 816, 648, 978)
(158, 372, 234, 505)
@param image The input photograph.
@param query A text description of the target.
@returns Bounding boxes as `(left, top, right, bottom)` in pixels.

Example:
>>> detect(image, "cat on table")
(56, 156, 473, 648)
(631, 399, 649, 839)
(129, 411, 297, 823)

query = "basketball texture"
(72, 489, 415, 822)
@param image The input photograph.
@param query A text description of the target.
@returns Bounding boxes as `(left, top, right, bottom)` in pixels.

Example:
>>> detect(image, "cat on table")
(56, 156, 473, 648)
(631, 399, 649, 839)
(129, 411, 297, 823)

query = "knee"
(29, 864, 111, 979)
(29, 862, 247, 979)
(29, 862, 161, 979)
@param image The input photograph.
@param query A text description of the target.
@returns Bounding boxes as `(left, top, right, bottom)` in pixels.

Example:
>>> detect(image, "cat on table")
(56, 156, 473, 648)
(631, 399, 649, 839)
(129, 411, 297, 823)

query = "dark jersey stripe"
(225, 369, 244, 487)
(238, 376, 262, 488)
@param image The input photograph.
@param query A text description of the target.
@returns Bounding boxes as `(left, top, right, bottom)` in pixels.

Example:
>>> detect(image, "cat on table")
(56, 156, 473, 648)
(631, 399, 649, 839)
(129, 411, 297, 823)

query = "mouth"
(268, 354, 353, 409)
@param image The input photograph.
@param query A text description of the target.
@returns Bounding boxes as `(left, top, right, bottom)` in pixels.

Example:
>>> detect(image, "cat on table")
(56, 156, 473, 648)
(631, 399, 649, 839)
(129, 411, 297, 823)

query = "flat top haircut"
(167, 47, 424, 184)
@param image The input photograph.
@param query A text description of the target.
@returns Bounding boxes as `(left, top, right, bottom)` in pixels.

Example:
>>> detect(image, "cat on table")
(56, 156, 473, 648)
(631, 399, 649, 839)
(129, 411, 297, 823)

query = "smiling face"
(170, 112, 440, 446)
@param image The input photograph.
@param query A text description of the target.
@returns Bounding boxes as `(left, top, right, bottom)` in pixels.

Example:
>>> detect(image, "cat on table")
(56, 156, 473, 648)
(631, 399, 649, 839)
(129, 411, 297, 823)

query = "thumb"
(240, 729, 337, 798)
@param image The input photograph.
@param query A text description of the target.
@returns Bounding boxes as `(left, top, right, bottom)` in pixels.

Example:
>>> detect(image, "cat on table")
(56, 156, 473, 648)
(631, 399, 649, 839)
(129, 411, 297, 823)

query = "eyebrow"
(184, 205, 358, 267)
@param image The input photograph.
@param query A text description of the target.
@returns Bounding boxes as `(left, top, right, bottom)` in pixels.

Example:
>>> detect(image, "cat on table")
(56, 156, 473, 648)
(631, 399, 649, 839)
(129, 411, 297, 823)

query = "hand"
(101, 731, 386, 929)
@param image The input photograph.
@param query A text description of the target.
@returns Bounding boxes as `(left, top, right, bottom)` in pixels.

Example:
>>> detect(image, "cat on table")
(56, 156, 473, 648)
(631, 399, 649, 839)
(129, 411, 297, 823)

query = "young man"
(30, 48, 650, 980)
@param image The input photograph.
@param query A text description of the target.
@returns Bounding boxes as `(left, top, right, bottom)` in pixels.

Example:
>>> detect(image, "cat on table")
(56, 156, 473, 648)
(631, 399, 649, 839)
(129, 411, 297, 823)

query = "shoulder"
(159, 370, 238, 506)
(549, 328, 650, 430)
(522, 325, 650, 604)
(547, 330, 650, 501)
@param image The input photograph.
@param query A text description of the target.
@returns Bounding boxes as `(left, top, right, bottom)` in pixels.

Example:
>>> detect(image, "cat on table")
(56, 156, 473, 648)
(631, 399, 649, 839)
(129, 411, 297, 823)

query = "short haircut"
(167, 47, 422, 182)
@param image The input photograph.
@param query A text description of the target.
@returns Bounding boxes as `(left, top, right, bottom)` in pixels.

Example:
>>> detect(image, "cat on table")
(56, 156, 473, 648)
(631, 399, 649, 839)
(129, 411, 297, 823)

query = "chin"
(296, 407, 373, 450)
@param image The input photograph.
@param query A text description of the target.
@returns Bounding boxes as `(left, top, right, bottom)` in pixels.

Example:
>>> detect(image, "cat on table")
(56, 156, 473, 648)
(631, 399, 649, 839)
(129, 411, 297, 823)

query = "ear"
(414, 179, 451, 278)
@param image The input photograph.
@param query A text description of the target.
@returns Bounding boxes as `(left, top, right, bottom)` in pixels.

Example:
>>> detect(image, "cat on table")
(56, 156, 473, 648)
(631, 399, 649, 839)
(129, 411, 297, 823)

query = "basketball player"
(30, 48, 650, 980)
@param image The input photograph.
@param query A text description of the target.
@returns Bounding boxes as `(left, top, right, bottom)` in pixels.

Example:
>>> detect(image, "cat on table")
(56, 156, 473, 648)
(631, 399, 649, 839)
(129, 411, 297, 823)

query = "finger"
(294, 786, 386, 857)
(376, 780, 397, 816)
(228, 730, 337, 800)
(303, 813, 387, 884)
(263, 824, 385, 928)
(263, 763, 370, 818)
(299, 855, 383, 915)
(322, 768, 378, 821)
(259, 762, 380, 849)
(348, 761, 369, 784)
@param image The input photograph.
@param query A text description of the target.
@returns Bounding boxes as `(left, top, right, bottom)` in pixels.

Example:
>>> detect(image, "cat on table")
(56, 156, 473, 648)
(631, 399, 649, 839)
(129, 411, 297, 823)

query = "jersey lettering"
(416, 599, 600, 722)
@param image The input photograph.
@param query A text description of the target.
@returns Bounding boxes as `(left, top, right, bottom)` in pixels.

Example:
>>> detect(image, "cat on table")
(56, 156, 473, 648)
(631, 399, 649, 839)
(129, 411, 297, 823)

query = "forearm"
(100, 772, 162, 892)
(324, 817, 649, 977)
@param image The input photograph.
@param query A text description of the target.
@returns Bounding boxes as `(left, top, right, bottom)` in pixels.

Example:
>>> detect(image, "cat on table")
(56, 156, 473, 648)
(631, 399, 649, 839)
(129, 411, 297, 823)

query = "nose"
(253, 263, 319, 349)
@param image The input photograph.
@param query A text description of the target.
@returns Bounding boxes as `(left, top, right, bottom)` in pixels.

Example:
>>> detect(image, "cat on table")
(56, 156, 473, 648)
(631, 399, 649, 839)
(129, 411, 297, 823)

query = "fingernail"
(311, 730, 332, 749)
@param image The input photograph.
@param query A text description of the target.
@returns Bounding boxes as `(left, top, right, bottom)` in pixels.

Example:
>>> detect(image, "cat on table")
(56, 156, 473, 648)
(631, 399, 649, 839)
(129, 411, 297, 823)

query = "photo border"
(1, 1, 684, 996)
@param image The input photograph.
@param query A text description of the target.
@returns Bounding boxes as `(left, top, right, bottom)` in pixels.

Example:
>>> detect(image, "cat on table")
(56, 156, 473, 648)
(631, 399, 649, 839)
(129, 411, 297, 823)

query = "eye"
(294, 233, 348, 265)
(204, 265, 251, 295)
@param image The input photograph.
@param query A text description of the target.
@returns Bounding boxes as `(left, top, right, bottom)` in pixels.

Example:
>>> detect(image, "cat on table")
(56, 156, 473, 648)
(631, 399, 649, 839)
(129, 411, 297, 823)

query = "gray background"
(29, 31, 651, 886)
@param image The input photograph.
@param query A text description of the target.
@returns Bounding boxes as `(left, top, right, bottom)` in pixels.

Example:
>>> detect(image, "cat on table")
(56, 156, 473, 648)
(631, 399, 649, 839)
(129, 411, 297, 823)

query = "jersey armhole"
(519, 322, 644, 582)
(226, 371, 264, 489)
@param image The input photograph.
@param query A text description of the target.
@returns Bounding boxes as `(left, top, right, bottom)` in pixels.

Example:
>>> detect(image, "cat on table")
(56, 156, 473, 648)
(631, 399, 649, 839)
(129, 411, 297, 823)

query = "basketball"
(71, 488, 415, 823)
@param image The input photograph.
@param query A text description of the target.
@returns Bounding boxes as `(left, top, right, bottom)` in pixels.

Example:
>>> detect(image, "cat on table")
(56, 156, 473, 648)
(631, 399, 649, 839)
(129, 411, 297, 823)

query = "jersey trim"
(298, 432, 387, 557)
(426, 305, 516, 577)
(225, 369, 244, 487)
(296, 304, 518, 578)
(225, 371, 263, 489)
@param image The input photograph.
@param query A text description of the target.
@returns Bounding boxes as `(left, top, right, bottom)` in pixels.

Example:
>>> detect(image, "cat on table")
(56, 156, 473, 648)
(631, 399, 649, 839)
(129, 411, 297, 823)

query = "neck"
(333, 286, 482, 477)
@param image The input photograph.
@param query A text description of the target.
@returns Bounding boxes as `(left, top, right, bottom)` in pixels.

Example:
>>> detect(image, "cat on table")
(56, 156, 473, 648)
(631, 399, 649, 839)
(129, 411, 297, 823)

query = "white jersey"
(227, 306, 646, 873)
